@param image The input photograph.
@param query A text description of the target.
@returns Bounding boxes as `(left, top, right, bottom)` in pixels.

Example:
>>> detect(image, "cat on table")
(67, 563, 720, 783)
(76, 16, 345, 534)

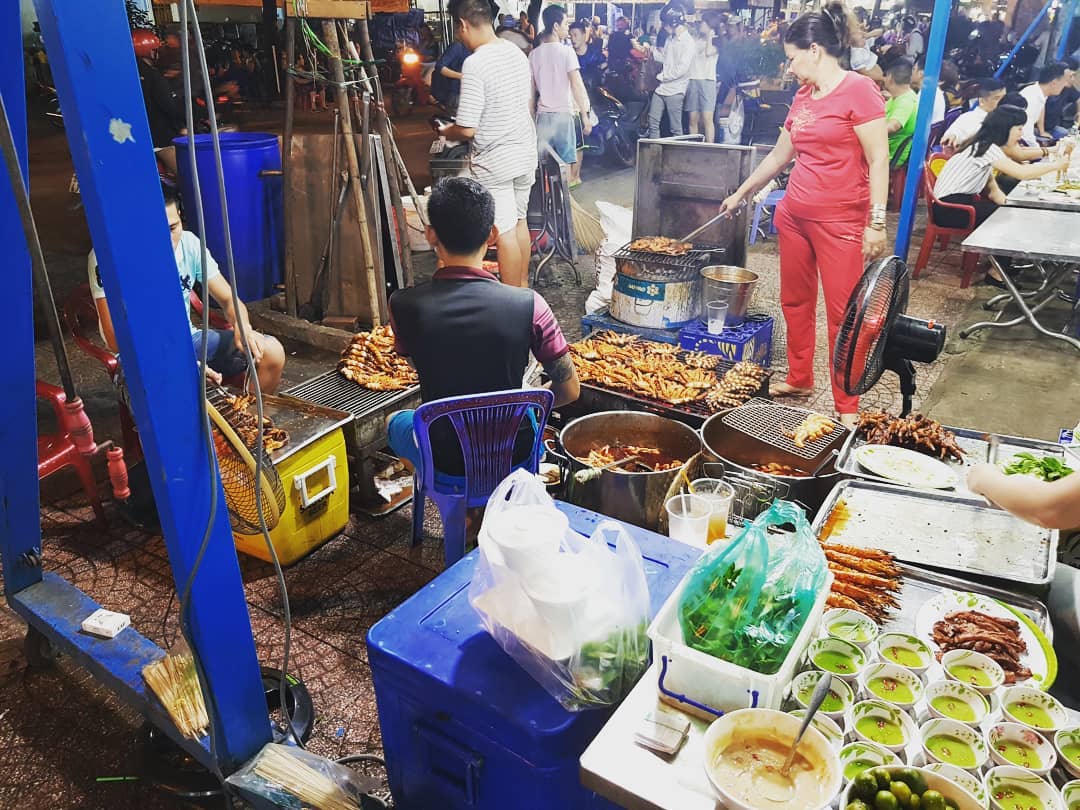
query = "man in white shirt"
(647, 8, 695, 139)
(1020, 62, 1070, 144)
(440, 0, 538, 288)
(911, 57, 945, 125)
(903, 17, 924, 60)
(942, 77, 1005, 149)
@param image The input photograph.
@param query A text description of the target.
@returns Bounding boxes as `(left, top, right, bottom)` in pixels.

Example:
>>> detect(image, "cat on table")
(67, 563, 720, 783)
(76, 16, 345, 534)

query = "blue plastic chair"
(749, 188, 785, 245)
(411, 388, 555, 567)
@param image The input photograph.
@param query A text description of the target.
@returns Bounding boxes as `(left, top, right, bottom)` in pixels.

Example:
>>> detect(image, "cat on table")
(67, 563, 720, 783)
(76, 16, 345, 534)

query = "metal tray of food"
(881, 564, 1052, 642)
(836, 425, 1069, 502)
(813, 479, 1059, 586)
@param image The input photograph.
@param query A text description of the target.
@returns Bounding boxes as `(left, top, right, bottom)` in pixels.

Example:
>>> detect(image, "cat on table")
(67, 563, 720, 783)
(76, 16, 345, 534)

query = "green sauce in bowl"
(854, 715, 904, 747)
(868, 676, 914, 704)
(882, 645, 924, 668)
(926, 734, 977, 768)
(813, 649, 857, 676)
(948, 663, 993, 688)
(994, 739, 1042, 770)
(1006, 701, 1055, 730)
(930, 695, 979, 723)
(990, 784, 1045, 810)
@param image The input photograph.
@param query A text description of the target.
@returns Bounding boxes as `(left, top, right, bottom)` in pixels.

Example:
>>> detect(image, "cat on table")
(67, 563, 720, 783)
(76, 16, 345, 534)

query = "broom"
(143, 651, 209, 740)
(569, 194, 605, 255)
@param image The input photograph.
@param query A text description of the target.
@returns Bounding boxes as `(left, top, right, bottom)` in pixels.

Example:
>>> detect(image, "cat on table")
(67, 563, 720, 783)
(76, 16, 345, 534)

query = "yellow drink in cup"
(689, 478, 736, 545)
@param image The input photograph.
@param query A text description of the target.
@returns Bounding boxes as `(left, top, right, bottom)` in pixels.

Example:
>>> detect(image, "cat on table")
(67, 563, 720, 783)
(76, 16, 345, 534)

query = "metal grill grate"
(284, 371, 418, 419)
(612, 242, 724, 273)
(721, 397, 845, 461)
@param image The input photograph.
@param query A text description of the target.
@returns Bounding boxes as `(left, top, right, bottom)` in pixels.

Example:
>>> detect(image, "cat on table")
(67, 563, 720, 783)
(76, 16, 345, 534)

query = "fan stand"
(886, 356, 917, 417)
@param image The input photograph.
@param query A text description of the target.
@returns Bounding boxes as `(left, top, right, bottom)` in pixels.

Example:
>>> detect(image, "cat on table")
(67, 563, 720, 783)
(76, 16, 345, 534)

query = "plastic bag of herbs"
(677, 500, 827, 674)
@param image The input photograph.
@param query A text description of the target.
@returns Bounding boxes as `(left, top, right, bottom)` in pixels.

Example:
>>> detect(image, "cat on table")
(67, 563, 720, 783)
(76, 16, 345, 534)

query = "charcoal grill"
(611, 242, 725, 278)
(610, 243, 728, 330)
(284, 371, 420, 504)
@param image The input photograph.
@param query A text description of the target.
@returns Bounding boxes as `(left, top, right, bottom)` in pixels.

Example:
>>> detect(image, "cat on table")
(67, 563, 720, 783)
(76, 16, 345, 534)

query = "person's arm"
(967, 462, 1080, 529)
(855, 116, 890, 258)
(569, 69, 591, 134)
(986, 173, 1007, 205)
(886, 114, 903, 134)
(1038, 105, 1049, 138)
(991, 152, 1069, 180)
(657, 35, 694, 82)
(543, 353, 580, 407)
(207, 273, 267, 363)
(721, 131, 797, 211)
(440, 65, 463, 80)
(531, 296, 579, 406)
(1004, 142, 1048, 162)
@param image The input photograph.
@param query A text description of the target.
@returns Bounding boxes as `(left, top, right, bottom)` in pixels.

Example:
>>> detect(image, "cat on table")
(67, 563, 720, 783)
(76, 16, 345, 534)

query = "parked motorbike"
(585, 81, 646, 168)
(38, 82, 63, 129)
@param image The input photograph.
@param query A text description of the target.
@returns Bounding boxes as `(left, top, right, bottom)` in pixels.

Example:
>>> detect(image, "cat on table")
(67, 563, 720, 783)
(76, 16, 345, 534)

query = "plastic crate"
(646, 568, 831, 720)
(678, 314, 774, 367)
(366, 502, 700, 810)
(580, 308, 680, 345)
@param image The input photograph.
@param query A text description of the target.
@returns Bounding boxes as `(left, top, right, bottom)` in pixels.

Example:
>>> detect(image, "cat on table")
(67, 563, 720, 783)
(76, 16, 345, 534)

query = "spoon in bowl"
(780, 673, 834, 777)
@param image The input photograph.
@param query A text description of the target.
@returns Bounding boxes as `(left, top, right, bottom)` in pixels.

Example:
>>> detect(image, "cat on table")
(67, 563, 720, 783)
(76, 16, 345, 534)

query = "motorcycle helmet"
(132, 29, 162, 58)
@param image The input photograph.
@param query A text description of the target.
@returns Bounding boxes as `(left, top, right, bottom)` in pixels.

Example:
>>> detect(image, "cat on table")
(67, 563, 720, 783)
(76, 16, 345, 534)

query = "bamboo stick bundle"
(142, 653, 209, 740)
(251, 744, 361, 810)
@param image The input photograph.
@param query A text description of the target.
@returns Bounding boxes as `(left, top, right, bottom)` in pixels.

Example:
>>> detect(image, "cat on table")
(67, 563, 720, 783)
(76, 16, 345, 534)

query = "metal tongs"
(573, 455, 642, 484)
(678, 199, 748, 244)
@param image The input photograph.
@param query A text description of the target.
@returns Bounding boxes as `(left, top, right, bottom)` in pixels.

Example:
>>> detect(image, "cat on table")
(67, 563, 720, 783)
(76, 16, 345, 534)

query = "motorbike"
(37, 82, 64, 129)
(585, 78, 646, 168)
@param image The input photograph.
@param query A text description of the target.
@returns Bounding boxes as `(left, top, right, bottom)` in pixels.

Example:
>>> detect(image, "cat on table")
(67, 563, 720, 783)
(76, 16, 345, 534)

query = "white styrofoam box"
(647, 571, 832, 717)
(403, 195, 432, 253)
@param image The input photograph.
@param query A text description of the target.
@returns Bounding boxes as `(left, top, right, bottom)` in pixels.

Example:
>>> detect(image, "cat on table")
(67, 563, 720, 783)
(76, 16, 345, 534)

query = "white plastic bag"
(470, 469, 651, 711)
(585, 201, 633, 314)
(724, 93, 744, 144)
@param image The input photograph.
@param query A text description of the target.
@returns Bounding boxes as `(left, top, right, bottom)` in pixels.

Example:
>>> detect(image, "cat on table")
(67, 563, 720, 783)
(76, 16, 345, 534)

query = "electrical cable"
(182, 0, 305, 753)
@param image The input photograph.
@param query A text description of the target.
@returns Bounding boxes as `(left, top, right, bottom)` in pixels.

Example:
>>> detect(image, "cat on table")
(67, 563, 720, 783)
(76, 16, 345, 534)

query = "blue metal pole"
(995, 0, 1054, 78)
(1057, 0, 1079, 59)
(894, 0, 952, 262)
(30, 0, 270, 771)
(0, 0, 42, 599)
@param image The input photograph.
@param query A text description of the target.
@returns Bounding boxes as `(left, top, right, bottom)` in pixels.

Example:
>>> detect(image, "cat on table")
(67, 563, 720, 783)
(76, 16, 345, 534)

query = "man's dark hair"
(427, 177, 495, 255)
(1000, 91, 1028, 110)
(1066, 56, 1080, 71)
(541, 4, 566, 33)
(162, 183, 181, 210)
(448, 0, 493, 29)
(979, 77, 1005, 97)
(1039, 61, 1068, 85)
(886, 60, 913, 85)
(569, 20, 586, 34)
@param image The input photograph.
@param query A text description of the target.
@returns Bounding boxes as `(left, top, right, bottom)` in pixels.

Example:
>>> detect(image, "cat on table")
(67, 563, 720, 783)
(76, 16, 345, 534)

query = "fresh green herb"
(1003, 452, 1074, 482)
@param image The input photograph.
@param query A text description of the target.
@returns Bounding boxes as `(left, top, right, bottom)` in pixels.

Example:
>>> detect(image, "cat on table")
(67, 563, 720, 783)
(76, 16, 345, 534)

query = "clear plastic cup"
(706, 299, 730, 335)
(665, 493, 711, 547)
(689, 478, 736, 544)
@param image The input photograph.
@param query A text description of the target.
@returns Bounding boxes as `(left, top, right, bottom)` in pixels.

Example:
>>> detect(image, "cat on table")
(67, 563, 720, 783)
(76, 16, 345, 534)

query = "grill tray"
(721, 397, 846, 462)
(612, 241, 725, 274)
(284, 371, 418, 419)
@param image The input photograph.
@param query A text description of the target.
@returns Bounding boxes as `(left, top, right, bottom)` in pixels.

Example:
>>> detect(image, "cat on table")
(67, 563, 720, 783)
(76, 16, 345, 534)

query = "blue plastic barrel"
(173, 132, 283, 302)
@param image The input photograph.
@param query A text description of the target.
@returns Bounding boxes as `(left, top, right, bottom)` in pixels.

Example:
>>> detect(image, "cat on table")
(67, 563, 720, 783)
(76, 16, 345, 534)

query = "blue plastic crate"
(678, 314, 774, 367)
(366, 502, 699, 810)
(580, 308, 680, 344)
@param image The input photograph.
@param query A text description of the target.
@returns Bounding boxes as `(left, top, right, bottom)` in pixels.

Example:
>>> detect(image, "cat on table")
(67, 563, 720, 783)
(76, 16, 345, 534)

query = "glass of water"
(706, 299, 730, 335)
(665, 494, 711, 547)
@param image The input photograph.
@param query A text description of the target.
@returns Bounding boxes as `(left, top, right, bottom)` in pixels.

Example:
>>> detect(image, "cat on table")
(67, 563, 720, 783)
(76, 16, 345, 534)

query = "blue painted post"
(0, 0, 42, 598)
(894, 0, 953, 262)
(995, 0, 1054, 78)
(31, 0, 270, 770)
(1057, 0, 1079, 59)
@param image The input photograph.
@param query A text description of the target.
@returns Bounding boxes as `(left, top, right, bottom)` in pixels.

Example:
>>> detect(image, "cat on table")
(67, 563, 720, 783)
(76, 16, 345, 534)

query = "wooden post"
(355, 18, 413, 286)
(323, 20, 382, 326)
(282, 14, 298, 316)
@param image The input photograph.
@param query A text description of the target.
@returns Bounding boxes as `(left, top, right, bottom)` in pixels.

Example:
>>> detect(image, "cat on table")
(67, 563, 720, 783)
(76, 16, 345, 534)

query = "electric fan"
(832, 256, 947, 415)
(205, 391, 286, 535)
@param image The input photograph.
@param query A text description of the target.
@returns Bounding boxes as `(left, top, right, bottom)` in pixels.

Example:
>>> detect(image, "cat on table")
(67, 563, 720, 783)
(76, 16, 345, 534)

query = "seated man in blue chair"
(386, 176, 580, 476)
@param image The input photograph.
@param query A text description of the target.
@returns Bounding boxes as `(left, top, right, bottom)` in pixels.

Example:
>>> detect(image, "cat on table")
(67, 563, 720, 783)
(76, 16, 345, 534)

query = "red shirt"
(783, 72, 885, 222)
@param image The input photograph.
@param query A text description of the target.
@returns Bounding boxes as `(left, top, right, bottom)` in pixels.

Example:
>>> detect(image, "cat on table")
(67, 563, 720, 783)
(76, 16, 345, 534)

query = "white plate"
(854, 444, 959, 489)
(914, 590, 1056, 691)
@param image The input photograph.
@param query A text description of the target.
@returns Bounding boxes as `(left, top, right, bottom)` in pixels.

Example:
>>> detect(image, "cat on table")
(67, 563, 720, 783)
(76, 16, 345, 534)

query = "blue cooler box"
(678, 314, 774, 367)
(366, 502, 699, 810)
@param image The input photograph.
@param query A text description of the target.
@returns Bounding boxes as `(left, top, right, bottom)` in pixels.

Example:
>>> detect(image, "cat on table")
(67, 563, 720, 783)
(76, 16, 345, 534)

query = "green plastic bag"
(677, 500, 827, 675)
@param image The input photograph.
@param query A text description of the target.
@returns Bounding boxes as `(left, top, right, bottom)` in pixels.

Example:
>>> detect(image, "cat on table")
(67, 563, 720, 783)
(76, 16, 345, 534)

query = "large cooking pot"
(700, 411, 845, 515)
(559, 411, 702, 531)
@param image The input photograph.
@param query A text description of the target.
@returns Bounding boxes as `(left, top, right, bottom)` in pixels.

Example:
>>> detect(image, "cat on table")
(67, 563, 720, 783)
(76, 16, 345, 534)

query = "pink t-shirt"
(529, 42, 581, 114)
(783, 71, 885, 221)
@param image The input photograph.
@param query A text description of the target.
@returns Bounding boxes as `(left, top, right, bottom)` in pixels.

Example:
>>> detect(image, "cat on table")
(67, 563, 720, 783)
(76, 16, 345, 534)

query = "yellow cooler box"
(233, 394, 355, 565)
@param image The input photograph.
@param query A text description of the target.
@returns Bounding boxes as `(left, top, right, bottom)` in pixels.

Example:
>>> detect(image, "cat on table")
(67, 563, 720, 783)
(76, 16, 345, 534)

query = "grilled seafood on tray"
(337, 325, 418, 391)
(219, 392, 289, 453)
(856, 411, 964, 461)
(627, 236, 693, 256)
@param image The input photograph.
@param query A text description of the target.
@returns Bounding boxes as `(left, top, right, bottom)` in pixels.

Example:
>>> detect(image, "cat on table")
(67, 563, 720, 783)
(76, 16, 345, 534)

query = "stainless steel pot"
(699, 411, 845, 515)
(701, 266, 759, 326)
(559, 411, 702, 531)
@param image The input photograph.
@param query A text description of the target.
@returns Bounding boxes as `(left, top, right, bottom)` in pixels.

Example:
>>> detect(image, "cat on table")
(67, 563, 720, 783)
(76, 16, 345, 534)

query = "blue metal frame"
(1057, 0, 1079, 60)
(894, 0, 953, 262)
(996, 0, 1055, 79)
(0, 0, 270, 773)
